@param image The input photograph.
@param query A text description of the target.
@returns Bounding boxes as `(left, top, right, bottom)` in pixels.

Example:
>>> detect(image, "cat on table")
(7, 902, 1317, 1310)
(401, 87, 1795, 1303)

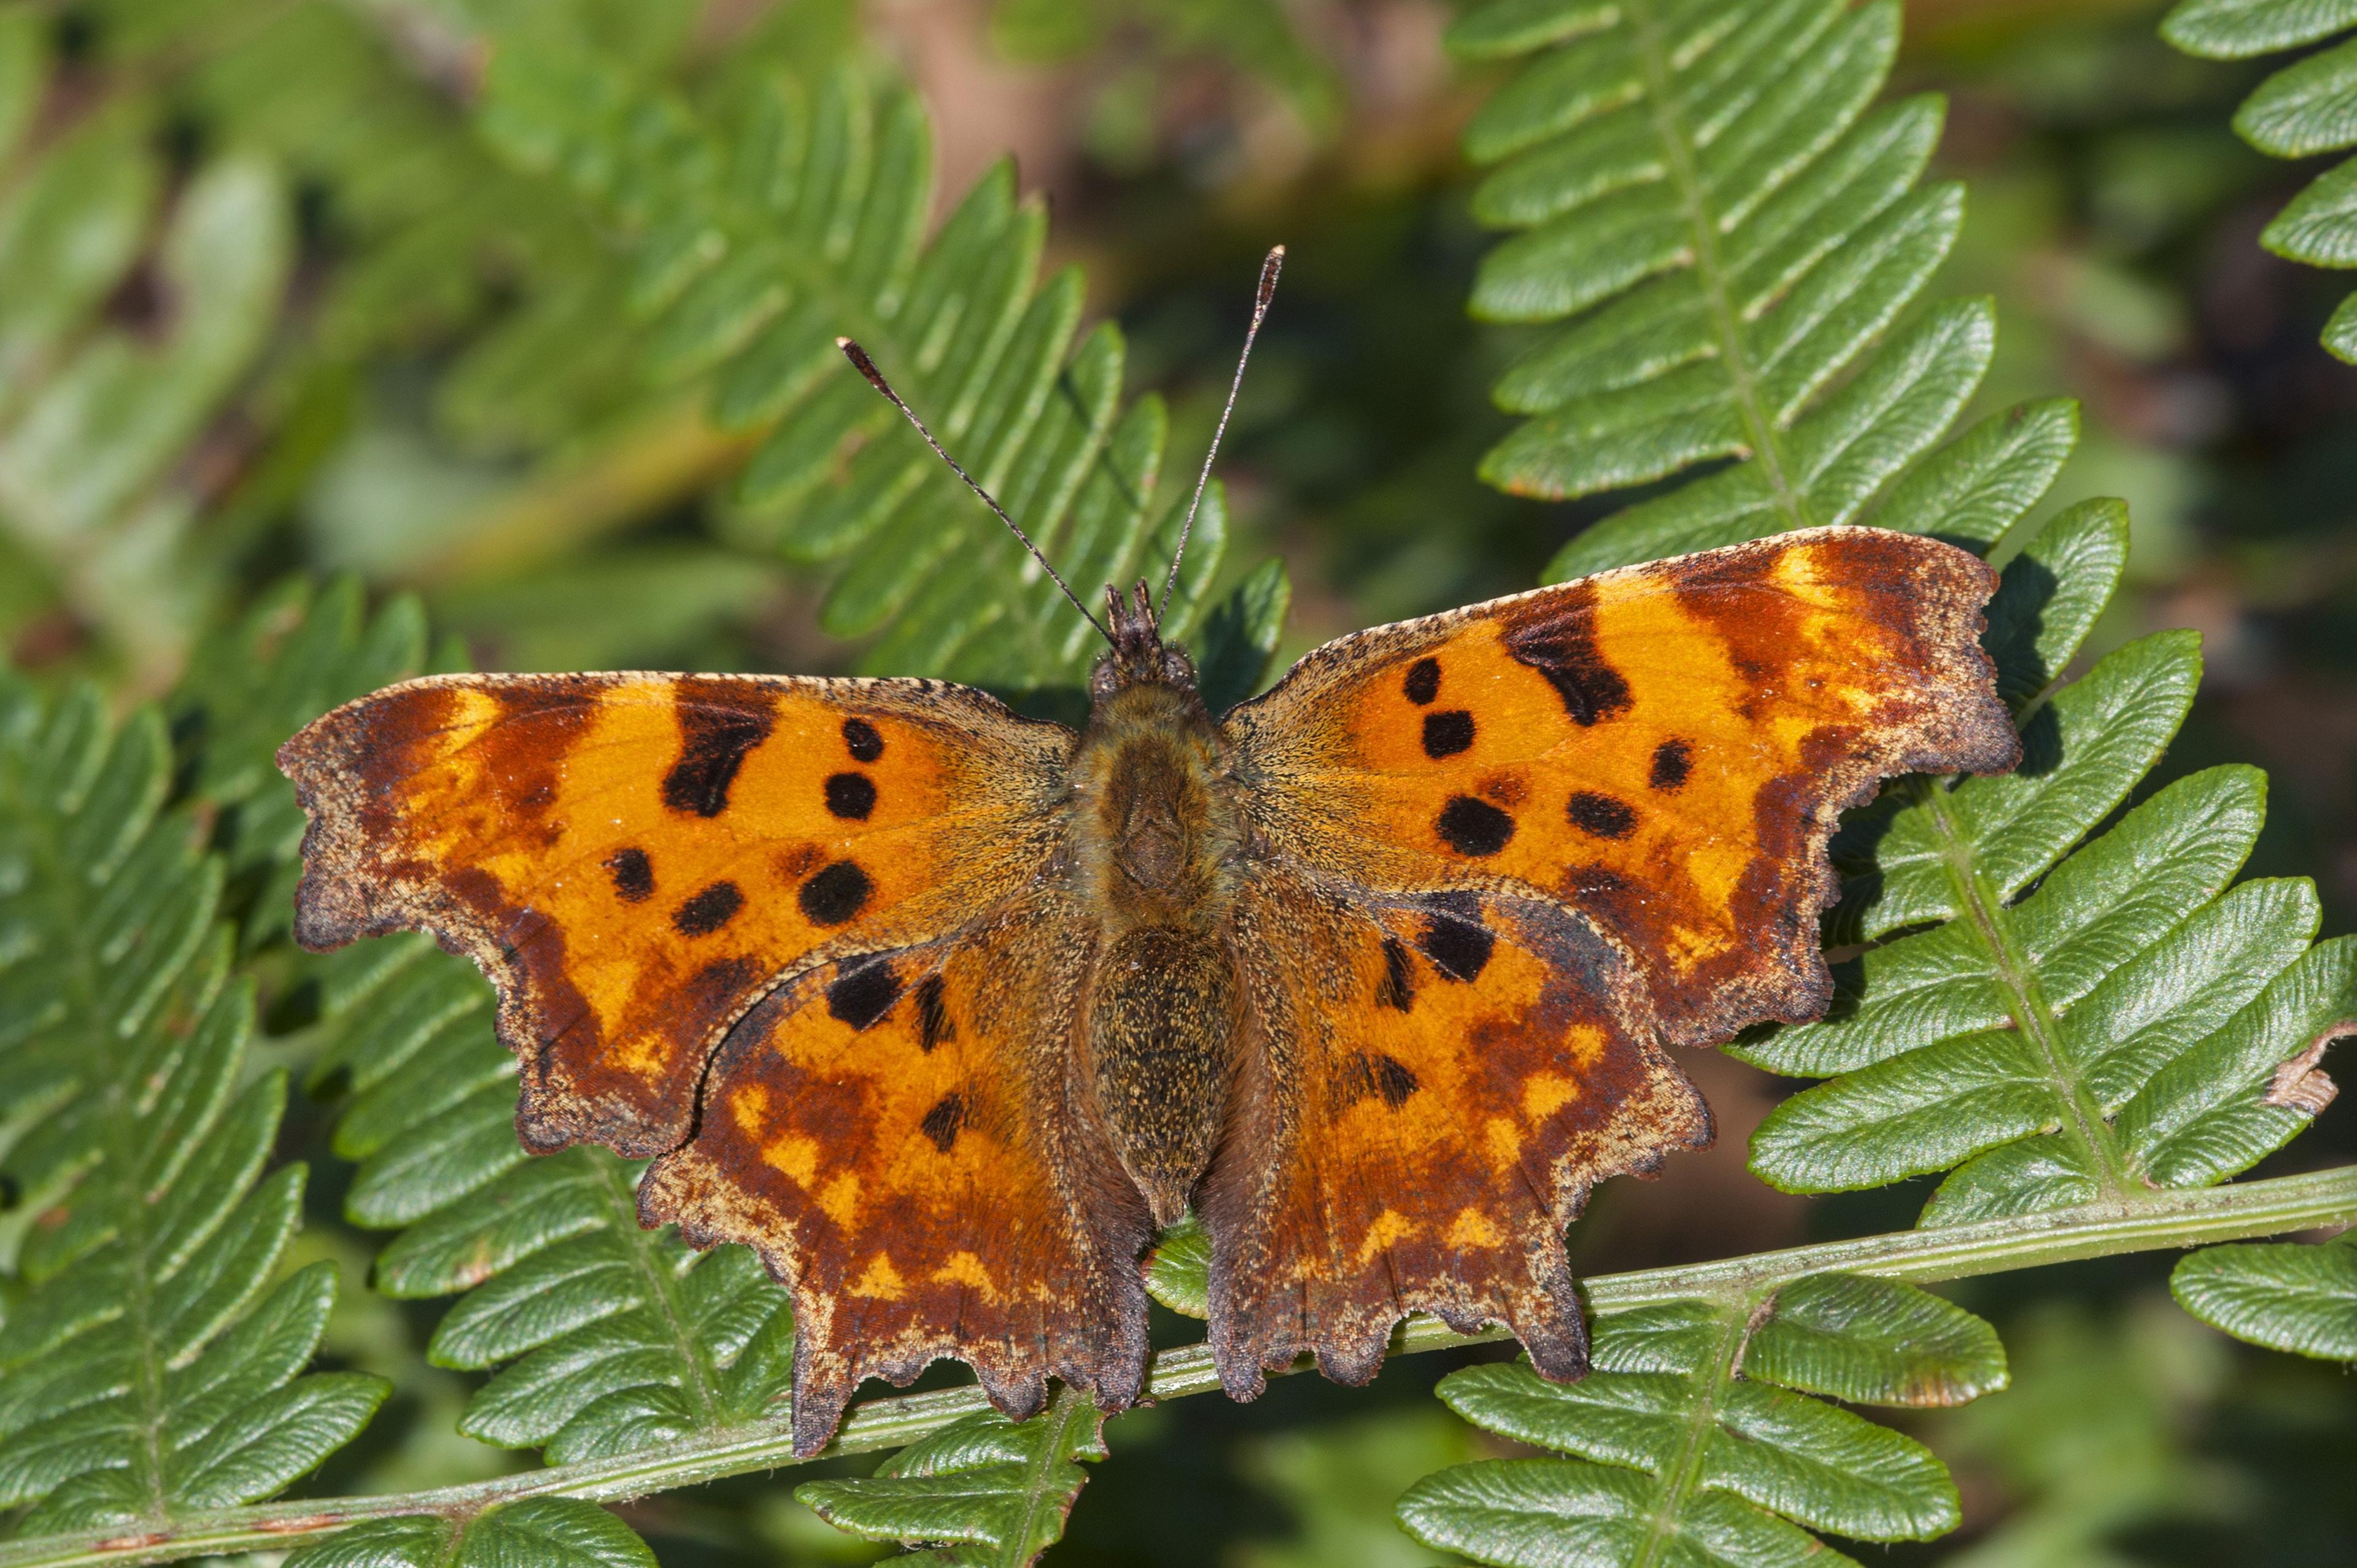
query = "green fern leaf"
(284, 1496, 656, 1568)
(798, 1385, 1107, 1567)
(172, 577, 442, 946)
(0, 11, 293, 676)
(1742, 515, 2354, 1218)
(473, 42, 1254, 684)
(2162, 0, 2357, 360)
(386, 1148, 793, 1461)
(312, 949, 794, 1463)
(1452, 0, 2044, 582)
(1397, 1277, 2000, 1565)
(0, 671, 383, 1537)
(2171, 1234, 2357, 1360)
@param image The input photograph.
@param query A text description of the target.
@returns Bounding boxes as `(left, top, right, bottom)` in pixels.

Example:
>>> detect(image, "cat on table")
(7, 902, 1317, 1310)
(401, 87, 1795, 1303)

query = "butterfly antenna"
(1159, 244, 1284, 620)
(836, 337, 1113, 645)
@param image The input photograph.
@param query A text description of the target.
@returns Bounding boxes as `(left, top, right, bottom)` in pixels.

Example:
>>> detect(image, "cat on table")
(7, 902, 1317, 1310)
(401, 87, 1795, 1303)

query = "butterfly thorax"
(1072, 604, 1247, 1224)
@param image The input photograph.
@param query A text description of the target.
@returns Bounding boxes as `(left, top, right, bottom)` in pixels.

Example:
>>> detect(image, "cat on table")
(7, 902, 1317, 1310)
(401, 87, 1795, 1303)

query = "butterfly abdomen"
(1072, 672, 1248, 1223)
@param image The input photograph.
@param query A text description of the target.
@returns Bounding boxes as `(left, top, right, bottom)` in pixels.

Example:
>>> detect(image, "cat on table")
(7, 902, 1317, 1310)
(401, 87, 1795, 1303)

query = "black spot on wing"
(1503, 590, 1631, 726)
(1436, 795, 1515, 856)
(1378, 937, 1414, 1012)
(1403, 657, 1441, 705)
(1566, 791, 1636, 840)
(1343, 1051, 1422, 1109)
(920, 1093, 966, 1153)
(913, 973, 953, 1051)
(1422, 710, 1476, 759)
(843, 717, 884, 762)
(606, 848, 653, 903)
(1417, 909, 1494, 983)
(663, 686, 774, 816)
(824, 771, 877, 820)
(826, 957, 902, 1031)
(673, 881, 743, 936)
(799, 860, 872, 926)
(1650, 738, 1692, 790)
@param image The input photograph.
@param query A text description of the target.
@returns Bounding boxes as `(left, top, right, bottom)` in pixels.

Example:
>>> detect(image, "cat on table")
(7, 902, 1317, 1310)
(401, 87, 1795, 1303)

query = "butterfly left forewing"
(280, 673, 1071, 1155)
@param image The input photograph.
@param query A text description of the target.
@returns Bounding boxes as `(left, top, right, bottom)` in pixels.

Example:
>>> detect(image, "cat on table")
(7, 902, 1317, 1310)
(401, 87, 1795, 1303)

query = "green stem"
(1921, 780, 2135, 1198)
(1627, 0, 1811, 528)
(6, 1164, 2351, 1568)
(1631, 1303, 1750, 1568)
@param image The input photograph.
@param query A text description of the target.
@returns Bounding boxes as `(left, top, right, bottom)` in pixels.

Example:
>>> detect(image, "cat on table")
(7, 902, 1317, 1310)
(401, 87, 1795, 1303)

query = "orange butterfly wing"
(1207, 525, 2016, 1387)
(280, 674, 1148, 1450)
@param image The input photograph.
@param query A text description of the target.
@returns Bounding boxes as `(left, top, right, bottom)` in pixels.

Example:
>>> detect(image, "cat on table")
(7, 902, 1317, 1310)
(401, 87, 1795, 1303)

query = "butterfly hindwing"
(641, 887, 1152, 1454)
(1206, 870, 1709, 1391)
(1208, 526, 2014, 1385)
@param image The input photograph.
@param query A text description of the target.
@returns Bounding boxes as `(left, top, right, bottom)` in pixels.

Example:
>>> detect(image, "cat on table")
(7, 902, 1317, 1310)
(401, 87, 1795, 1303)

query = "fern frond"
(0, 671, 382, 1536)
(797, 1385, 1107, 1566)
(282, 1496, 656, 1568)
(82, 0, 590, 371)
(374, 1141, 795, 1462)
(1452, 0, 2048, 579)
(0, 12, 292, 681)
(474, 42, 1280, 686)
(2162, 0, 2357, 361)
(172, 577, 443, 946)
(2172, 1233, 2357, 1360)
(1396, 1275, 2003, 1565)
(1741, 514, 2355, 1219)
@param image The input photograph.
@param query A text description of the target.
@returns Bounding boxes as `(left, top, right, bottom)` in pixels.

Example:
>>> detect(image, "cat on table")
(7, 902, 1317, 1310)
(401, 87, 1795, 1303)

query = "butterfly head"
(1093, 580, 1198, 700)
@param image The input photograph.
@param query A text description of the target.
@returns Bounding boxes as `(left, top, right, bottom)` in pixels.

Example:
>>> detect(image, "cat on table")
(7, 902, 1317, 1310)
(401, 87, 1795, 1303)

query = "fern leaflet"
(1742, 516, 2355, 1218)
(0, 12, 292, 680)
(2172, 1232, 2357, 1360)
(0, 671, 382, 1535)
(282, 1496, 656, 1568)
(1396, 1275, 2003, 1565)
(798, 1385, 1107, 1566)
(1451, 0, 2070, 587)
(2162, 0, 2357, 361)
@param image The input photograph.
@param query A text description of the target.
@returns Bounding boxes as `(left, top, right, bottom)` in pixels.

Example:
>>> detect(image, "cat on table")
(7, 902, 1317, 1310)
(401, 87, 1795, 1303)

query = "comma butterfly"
(279, 250, 2019, 1455)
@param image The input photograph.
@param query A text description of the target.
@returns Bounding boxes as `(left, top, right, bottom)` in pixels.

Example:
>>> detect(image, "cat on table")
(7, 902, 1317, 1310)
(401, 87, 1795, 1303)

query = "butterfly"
(279, 252, 2019, 1456)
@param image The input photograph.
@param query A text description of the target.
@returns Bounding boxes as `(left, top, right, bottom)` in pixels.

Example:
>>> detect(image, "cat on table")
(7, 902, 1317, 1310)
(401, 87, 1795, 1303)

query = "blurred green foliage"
(0, 0, 2352, 1564)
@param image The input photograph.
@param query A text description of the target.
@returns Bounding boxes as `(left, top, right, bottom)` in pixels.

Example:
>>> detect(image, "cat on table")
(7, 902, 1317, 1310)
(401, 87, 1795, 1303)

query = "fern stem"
(1919, 779, 2135, 1198)
(1631, 1303, 1750, 1568)
(1627, 0, 1811, 528)
(5, 1164, 2352, 1568)
(600, 1158, 724, 1425)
